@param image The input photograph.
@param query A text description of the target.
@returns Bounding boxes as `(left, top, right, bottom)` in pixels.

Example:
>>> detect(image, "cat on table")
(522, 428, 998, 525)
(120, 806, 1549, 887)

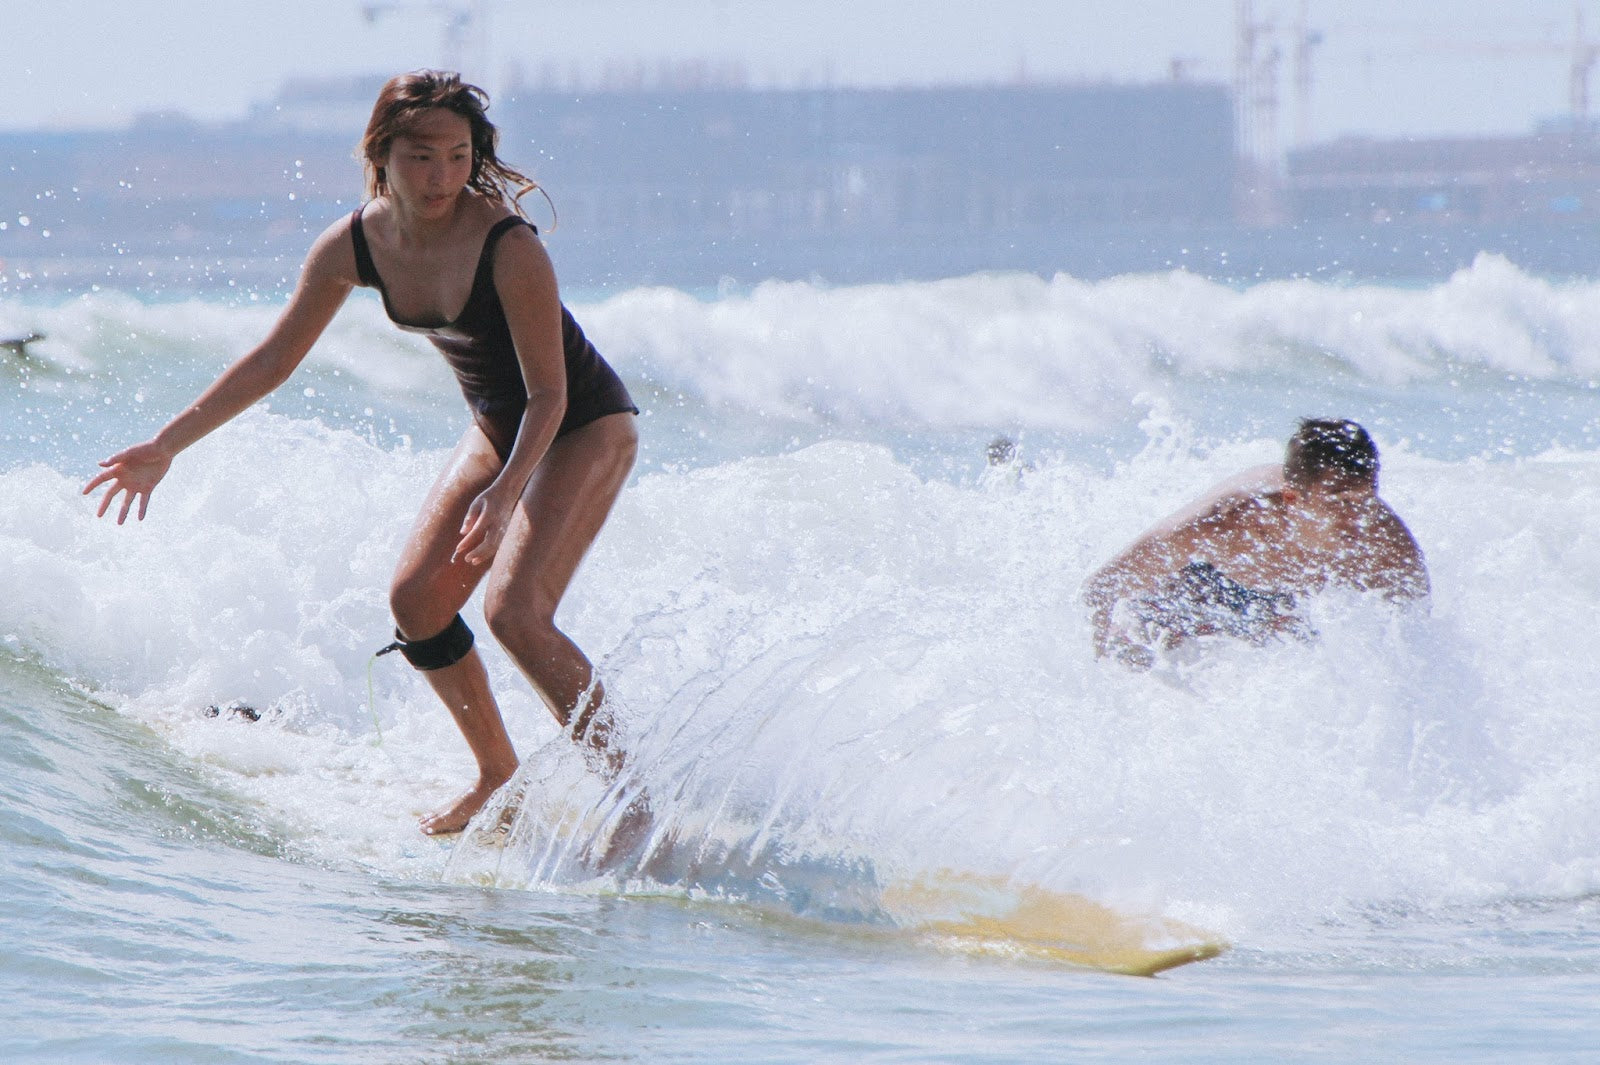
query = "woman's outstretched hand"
(83, 440, 174, 524)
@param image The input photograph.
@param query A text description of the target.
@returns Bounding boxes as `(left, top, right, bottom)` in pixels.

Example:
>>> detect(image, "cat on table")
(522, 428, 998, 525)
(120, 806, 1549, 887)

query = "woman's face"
(382, 108, 474, 217)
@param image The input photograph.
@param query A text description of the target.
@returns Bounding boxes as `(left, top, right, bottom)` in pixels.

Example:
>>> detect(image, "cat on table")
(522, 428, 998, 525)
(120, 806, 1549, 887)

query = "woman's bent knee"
(483, 596, 556, 654)
(391, 574, 463, 639)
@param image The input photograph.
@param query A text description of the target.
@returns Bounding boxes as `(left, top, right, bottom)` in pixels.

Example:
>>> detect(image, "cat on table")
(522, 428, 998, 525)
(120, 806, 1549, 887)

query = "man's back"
(1084, 424, 1428, 664)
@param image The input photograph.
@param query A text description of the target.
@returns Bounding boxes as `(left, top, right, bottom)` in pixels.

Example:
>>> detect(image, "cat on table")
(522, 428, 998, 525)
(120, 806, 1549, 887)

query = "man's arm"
(1082, 467, 1283, 657)
(1363, 503, 1430, 601)
(1082, 500, 1237, 657)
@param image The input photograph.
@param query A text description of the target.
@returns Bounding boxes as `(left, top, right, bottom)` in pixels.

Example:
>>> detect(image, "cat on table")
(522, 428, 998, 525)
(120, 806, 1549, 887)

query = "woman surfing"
(84, 71, 640, 838)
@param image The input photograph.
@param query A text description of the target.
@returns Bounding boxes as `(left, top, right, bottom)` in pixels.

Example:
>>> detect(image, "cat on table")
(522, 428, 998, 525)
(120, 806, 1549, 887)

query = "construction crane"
(1292, 0, 1323, 148)
(360, 1, 491, 82)
(1235, 0, 1325, 161)
(1380, 5, 1600, 126)
(1290, 3, 1600, 139)
(1234, 0, 1280, 166)
(1565, 4, 1599, 123)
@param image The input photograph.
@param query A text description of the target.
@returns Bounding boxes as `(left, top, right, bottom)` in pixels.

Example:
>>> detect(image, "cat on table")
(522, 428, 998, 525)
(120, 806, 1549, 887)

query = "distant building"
(247, 76, 389, 135)
(0, 105, 360, 291)
(0, 78, 1236, 291)
(1287, 131, 1600, 224)
(9, 74, 1600, 292)
(502, 82, 1237, 237)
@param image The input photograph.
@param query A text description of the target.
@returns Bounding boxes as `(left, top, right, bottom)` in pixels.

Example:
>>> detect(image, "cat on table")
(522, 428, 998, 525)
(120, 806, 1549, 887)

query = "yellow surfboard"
(881, 872, 1226, 977)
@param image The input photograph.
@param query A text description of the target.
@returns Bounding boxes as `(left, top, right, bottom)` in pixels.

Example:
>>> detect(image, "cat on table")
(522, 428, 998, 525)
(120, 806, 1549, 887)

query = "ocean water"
(3, 252, 1600, 1062)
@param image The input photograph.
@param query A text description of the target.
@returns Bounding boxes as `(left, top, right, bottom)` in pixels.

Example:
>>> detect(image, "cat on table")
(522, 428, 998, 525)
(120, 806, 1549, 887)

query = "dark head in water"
(204, 701, 261, 722)
(1283, 417, 1379, 492)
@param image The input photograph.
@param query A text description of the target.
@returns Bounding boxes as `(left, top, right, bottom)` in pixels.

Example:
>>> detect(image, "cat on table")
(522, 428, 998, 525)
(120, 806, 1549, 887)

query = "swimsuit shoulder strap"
(349, 205, 384, 290)
(477, 216, 535, 271)
(464, 215, 536, 298)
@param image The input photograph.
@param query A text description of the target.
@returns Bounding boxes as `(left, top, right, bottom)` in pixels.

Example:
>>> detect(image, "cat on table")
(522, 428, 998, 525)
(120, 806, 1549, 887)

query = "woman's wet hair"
(359, 70, 538, 211)
(1284, 418, 1379, 486)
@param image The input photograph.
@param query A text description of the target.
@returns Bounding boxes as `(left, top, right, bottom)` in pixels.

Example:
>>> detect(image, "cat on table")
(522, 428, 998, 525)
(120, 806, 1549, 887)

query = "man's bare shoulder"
(1211, 463, 1283, 496)
(1164, 464, 1285, 532)
(1359, 496, 1431, 597)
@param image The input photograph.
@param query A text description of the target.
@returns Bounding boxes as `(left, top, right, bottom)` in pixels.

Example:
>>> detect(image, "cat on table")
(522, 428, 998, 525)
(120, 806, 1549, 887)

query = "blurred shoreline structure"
(4, 74, 1600, 296)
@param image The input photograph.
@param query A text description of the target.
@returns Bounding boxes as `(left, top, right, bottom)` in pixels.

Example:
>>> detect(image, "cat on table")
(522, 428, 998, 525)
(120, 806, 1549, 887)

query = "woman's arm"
(84, 219, 356, 522)
(452, 224, 569, 566)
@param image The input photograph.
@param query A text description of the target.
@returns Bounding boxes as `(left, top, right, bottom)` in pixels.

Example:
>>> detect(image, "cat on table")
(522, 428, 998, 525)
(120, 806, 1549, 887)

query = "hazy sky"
(8, 0, 1595, 143)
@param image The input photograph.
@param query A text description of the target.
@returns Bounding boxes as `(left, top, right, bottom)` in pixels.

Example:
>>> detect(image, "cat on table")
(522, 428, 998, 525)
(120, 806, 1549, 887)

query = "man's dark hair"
(1284, 418, 1379, 486)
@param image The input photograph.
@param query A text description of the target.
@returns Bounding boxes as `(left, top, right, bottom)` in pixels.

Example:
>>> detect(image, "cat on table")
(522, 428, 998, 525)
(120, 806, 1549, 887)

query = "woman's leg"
(389, 426, 519, 835)
(482, 413, 638, 767)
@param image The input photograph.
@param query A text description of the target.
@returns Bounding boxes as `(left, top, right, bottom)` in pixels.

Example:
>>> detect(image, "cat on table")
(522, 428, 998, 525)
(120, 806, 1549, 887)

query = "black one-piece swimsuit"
(349, 206, 637, 461)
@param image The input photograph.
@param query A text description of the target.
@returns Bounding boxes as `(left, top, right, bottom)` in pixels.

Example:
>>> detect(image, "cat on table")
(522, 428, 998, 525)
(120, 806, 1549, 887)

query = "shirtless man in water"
(1082, 418, 1428, 668)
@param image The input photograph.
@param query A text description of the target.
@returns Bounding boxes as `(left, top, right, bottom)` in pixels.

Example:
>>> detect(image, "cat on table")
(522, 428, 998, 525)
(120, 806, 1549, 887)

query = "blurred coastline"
(6, 75, 1600, 298)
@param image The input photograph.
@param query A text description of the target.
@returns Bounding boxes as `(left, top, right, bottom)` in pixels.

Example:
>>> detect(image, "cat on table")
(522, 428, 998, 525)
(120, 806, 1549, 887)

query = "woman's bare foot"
(420, 766, 516, 836)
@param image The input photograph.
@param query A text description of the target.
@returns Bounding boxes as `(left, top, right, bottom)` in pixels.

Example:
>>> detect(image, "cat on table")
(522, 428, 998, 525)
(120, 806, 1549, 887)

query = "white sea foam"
(5, 257, 1599, 930)
(5, 254, 1600, 465)
(4, 395, 1599, 931)
(578, 253, 1600, 431)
